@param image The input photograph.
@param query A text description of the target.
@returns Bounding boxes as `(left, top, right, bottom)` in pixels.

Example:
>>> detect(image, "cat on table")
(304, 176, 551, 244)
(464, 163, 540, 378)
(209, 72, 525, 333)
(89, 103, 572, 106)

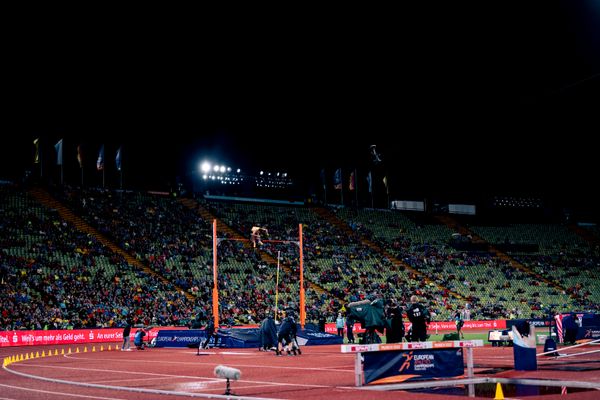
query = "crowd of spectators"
(3, 183, 598, 333)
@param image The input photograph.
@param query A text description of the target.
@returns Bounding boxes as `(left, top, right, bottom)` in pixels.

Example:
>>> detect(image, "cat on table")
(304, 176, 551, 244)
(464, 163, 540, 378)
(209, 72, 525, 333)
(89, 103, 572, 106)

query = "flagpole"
(386, 178, 390, 209)
(55, 139, 63, 185)
(116, 146, 123, 190)
(340, 168, 344, 206)
(324, 172, 327, 206)
(354, 168, 358, 207)
(368, 171, 374, 209)
(371, 189, 374, 209)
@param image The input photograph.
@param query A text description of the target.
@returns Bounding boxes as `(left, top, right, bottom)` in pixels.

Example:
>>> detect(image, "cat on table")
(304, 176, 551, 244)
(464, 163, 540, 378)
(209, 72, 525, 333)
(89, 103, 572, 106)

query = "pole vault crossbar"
(212, 220, 305, 328)
(217, 238, 300, 245)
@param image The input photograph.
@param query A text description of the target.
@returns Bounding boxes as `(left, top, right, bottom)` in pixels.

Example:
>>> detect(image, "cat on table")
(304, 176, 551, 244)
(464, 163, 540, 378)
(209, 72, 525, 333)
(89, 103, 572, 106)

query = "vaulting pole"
(299, 223, 305, 328)
(212, 219, 219, 327)
(275, 251, 280, 321)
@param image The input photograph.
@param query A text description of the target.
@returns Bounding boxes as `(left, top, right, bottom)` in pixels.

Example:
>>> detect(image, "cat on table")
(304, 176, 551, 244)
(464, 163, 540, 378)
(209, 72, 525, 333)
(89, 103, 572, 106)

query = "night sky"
(3, 2, 599, 216)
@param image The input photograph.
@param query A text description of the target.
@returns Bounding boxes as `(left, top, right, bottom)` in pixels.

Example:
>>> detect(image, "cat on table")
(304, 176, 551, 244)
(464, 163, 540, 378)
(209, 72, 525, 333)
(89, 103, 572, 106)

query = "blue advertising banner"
(154, 329, 204, 348)
(155, 327, 344, 348)
(364, 349, 464, 384)
(297, 329, 343, 346)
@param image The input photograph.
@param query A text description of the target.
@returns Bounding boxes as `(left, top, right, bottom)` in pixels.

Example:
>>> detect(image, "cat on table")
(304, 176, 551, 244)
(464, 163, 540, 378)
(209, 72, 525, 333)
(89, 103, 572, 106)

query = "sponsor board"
(0, 327, 171, 348)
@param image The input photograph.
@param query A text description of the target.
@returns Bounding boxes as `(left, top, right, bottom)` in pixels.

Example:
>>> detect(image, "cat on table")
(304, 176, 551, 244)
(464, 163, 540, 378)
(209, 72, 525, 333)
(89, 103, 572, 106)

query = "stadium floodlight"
(219, 166, 226, 173)
(236, 169, 241, 173)
(213, 165, 220, 172)
(200, 162, 211, 173)
(202, 174, 208, 180)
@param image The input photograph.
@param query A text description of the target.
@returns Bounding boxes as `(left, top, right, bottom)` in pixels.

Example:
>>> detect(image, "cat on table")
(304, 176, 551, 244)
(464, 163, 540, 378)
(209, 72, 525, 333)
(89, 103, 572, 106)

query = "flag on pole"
(320, 168, 326, 189)
(77, 145, 83, 168)
(349, 171, 355, 191)
(383, 176, 389, 194)
(334, 168, 342, 190)
(115, 146, 122, 171)
(97, 145, 105, 171)
(367, 171, 372, 193)
(55, 139, 63, 165)
(33, 138, 40, 164)
(554, 314, 564, 343)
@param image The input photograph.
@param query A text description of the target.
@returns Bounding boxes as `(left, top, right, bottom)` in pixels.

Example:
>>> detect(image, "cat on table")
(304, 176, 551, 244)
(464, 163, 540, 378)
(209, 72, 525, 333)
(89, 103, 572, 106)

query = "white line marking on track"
(4, 367, 285, 399)
(0, 383, 127, 400)
(11, 363, 332, 389)
(62, 354, 354, 373)
(89, 376, 182, 384)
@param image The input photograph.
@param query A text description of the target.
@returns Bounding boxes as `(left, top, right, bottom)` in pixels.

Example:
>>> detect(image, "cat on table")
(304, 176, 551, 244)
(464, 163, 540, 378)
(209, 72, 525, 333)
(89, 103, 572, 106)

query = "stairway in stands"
(177, 198, 331, 299)
(313, 207, 465, 300)
(28, 187, 195, 301)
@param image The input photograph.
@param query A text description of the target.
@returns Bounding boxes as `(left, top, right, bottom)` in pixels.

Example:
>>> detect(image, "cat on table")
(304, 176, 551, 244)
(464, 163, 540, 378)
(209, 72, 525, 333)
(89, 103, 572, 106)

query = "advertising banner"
(0, 327, 167, 348)
(325, 319, 507, 335)
(154, 329, 204, 348)
(363, 348, 464, 384)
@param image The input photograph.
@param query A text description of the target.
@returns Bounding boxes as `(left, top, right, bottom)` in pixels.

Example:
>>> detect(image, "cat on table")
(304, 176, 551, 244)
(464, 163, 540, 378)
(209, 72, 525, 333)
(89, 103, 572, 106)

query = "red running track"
(2, 343, 600, 399)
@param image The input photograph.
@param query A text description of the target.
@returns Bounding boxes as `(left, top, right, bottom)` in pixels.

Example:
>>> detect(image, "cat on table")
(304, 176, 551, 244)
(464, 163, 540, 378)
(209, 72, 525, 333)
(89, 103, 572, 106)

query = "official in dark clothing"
(134, 328, 146, 350)
(563, 313, 579, 345)
(259, 314, 278, 351)
(406, 295, 430, 342)
(318, 314, 326, 333)
(345, 311, 355, 344)
(276, 314, 298, 356)
(121, 320, 132, 351)
(202, 318, 219, 349)
(385, 299, 404, 343)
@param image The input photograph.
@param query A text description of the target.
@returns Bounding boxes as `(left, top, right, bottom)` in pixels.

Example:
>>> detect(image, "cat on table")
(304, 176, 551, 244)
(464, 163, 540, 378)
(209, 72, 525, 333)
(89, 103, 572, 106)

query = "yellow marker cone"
(92, 346, 96, 352)
(108, 344, 112, 351)
(30, 352, 34, 359)
(55, 349, 58, 356)
(494, 382, 504, 400)
(76, 347, 80, 353)
(41, 350, 45, 357)
(19, 354, 24, 361)
(25, 353, 29, 360)
(61, 348, 65, 355)
(100, 345, 104, 352)
(83, 347, 88, 353)
(35, 351, 40, 358)
(68, 348, 72, 354)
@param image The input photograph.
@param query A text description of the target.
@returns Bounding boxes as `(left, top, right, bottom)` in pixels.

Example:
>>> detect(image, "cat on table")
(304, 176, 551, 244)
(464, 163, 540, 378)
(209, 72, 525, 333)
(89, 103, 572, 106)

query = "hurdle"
(341, 340, 484, 390)
(537, 338, 600, 358)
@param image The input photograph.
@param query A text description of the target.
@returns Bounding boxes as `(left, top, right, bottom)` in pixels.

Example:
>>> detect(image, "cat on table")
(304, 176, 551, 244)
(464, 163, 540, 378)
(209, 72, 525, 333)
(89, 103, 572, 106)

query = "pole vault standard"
(211, 220, 305, 329)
